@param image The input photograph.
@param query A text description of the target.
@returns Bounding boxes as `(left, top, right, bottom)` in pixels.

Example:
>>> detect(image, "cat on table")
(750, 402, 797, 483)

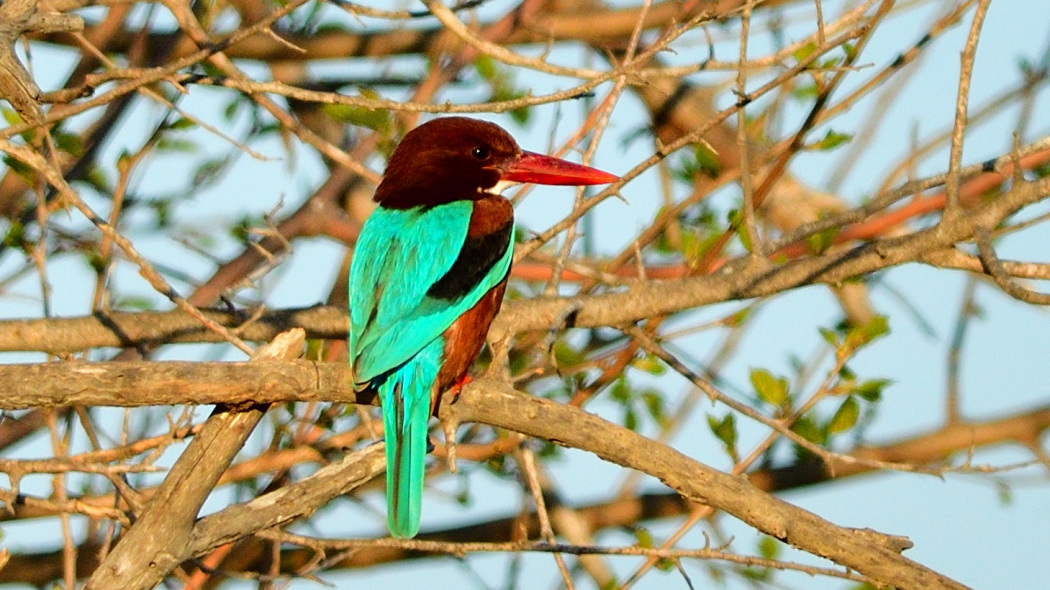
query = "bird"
(348, 116, 618, 538)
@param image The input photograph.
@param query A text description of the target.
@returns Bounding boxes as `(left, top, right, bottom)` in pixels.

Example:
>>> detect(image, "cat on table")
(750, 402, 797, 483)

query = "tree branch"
(0, 358, 979, 589)
(0, 0, 82, 121)
(84, 330, 305, 590)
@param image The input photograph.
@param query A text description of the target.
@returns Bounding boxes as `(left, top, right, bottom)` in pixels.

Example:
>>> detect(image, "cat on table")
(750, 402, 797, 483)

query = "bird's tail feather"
(378, 340, 442, 539)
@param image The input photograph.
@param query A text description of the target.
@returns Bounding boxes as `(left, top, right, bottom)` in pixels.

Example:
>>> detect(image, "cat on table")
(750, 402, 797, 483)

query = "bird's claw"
(450, 373, 473, 399)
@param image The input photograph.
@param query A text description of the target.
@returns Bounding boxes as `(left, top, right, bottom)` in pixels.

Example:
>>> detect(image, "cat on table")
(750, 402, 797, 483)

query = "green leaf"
(114, 295, 158, 311)
(508, 105, 531, 126)
(489, 84, 530, 125)
(321, 103, 392, 132)
(758, 536, 780, 560)
(474, 54, 498, 81)
(642, 390, 669, 429)
(83, 166, 111, 193)
(838, 365, 856, 382)
(116, 149, 133, 174)
(633, 353, 665, 375)
(808, 129, 853, 151)
(1032, 161, 1050, 179)
(681, 224, 726, 264)
(792, 82, 819, 100)
(199, 61, 225, 78)
(2, 108, 39, 142)
(805, 226, 839, 255)
(792, 416, 825, 444)
(86, 252, 106, 273)
(842, 42, 858, 61)
(633, 527, 654, 548)
(230, 214, 255, 242)
(2, 155, 36, 185)
(2, 108, 22, 126)
(827, 397, 859, 434)
(553, 339, 583, 366)
(860, 314, 890, 341)
(624, 407, 639, 431)
(152, 199, 173, 229)
(537, 439, 561, 459)
(155, 137, 197, 153)
(53, 130, 84, 157)
(314, 21, 350, 34)
(609, 375, 630, 403)
(819, 327, 839, 347)
(852, 378, 892, 402)
(223, 99, 243, 121)
(742, 566, 771, 581)
(167, 116, 196, 131)
(750, 368, 789, 407)
(193, 156, 232, 188)
(793, 42, 819, 64)
(486, 453, 507, 474)
(692, 143, 721, 178)
(2, 221, 26, 249)
(820, 56, 843, 69)
(707, 413, 737, 450)
(727, 208, 754, 251)
(997, 481, 1013, 506)
(655, 557, 676, 572)
(723, 307, 750, 328)
(845, 314, 890, 349)
(737, 221, 753, 252)
(304, 339, 325, 362)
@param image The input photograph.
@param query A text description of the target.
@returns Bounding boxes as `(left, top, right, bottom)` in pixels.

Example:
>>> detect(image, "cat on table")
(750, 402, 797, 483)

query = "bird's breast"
(437, 278, 509, 392)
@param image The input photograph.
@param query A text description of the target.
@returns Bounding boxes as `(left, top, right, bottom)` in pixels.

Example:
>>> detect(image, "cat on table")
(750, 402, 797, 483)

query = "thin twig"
(944, 0, 992, 215)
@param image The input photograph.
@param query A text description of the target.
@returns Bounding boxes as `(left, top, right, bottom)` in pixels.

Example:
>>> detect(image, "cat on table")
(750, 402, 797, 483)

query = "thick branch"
(0, 305, 346, 354)
(0, 359, 359, 410)
(85, 330, 305, 590)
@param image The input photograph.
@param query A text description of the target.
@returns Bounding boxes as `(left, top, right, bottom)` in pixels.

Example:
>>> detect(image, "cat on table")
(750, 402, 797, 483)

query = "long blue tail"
(377, 339, 443, 538)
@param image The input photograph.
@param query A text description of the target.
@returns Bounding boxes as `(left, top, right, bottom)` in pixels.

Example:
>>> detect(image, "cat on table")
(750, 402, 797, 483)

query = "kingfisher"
(348, 117, 618, 538)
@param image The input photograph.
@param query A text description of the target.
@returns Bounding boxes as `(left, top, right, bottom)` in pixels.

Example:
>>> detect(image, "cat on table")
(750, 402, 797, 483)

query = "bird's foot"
(450, 373, 473, 399)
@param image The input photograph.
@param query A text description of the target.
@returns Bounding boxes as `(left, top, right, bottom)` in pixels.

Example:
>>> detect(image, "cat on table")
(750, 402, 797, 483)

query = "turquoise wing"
(348, 201, 512, 385)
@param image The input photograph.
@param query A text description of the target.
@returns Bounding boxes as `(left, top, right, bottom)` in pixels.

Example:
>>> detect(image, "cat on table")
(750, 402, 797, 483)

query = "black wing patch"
(427, 219, 512, 301)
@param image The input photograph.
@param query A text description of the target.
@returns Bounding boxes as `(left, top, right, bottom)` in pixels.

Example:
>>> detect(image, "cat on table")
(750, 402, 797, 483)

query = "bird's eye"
(471, 146, 491, 160)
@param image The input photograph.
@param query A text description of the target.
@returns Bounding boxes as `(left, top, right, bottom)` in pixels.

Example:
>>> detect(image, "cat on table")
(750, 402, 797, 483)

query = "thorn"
(440, 413, 460, 473)
(485, 327, 514, 381)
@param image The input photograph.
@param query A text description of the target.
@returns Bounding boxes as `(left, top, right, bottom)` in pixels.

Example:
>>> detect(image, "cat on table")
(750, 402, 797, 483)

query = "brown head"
(373, 117, 618, 209)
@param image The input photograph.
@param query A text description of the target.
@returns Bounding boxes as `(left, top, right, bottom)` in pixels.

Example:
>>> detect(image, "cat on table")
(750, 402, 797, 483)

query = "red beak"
(500, 151, 619, 186)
